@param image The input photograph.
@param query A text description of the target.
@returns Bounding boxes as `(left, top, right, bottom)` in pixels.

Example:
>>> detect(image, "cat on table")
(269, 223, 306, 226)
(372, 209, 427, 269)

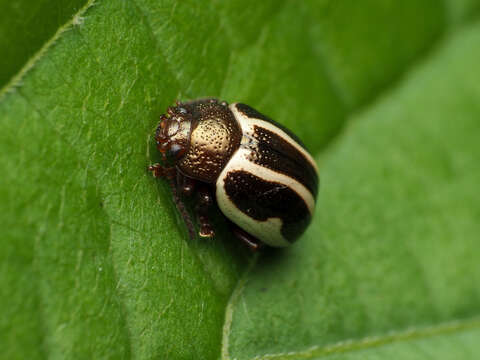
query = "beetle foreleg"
(148, 163, 175, 179)
(149, 164, 197, 240)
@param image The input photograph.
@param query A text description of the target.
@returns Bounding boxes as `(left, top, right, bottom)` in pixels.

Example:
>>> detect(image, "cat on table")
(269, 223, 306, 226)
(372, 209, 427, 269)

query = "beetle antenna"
(167, 176, 196, 240)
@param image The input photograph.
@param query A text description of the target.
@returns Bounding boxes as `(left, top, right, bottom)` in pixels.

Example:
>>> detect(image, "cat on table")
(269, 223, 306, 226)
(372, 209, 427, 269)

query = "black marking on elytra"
(246, 125, 318, 198)
(223, 170, 311, 242)
(235, 103, 308, 150)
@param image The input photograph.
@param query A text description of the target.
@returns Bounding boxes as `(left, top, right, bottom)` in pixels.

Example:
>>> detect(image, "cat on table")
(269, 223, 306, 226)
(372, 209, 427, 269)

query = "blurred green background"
(1, 1, 480, 359)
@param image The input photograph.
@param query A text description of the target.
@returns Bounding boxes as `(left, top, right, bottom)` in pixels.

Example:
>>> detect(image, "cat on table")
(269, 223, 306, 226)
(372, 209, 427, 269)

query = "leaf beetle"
(149, 99, 318, 250)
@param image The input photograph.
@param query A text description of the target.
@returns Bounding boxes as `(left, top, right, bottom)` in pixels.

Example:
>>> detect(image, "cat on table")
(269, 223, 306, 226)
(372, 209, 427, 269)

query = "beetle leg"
(149, 165, 197, 240)
(148, 163, 175, 179)
(231, 224, 263, 251)
(196, 186, 215, 238)
(176, 172, 196, 197)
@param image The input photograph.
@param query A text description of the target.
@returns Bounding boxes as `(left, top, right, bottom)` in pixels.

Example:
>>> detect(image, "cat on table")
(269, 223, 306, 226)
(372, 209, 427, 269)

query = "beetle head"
(155, 103, 193, 164)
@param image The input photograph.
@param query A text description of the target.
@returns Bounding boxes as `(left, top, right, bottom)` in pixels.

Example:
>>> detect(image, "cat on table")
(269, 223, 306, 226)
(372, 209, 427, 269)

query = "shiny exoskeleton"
(149, 99, 318, 249)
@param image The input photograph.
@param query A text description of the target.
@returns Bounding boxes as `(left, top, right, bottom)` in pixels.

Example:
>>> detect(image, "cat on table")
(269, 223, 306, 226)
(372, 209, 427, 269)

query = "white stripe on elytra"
(216, 157, 290, 247)
(216, 188, 289, 247)
(230, 103, 319, 173)
(228, 148, 315, 214)
(216, 148, 314, 247)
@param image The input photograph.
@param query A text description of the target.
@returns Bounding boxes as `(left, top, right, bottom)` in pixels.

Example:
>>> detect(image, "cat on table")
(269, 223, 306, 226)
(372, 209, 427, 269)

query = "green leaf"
(0, 0, 86, 87)
(224, 21, 480, 359)
(1, 1, 479, 359)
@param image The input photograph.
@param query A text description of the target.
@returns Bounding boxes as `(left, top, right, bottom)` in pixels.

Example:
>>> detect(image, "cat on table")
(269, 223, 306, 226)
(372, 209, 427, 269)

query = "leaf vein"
(16, 88, 134, 359)
(0, 0, 97, 101)
(249, 316, 480, 360)
(221, 253, 259, 360)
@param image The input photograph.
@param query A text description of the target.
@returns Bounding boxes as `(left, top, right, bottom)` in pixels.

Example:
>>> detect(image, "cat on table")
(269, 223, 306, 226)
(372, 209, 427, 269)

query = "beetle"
(149, 98, 318, 250)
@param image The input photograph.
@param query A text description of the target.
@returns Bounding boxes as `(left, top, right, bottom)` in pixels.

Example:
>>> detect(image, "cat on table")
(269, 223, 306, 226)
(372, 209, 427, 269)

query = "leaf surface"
(1, 1, 479, 359)
(0, 0, 86, 87)
(224, 21, 480, 359)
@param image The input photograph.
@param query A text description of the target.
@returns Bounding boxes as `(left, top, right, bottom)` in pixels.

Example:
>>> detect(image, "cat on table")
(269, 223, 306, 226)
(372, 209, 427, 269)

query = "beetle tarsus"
(232, 225, 263, 251)
(148, 163, 176, 179)
(148, 163, 163, 178)
(199, 223, 215, 238)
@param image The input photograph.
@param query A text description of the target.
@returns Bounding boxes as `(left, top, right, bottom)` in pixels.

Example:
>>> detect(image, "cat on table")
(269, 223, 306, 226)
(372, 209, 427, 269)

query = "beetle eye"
(167, 143, 185, 161)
